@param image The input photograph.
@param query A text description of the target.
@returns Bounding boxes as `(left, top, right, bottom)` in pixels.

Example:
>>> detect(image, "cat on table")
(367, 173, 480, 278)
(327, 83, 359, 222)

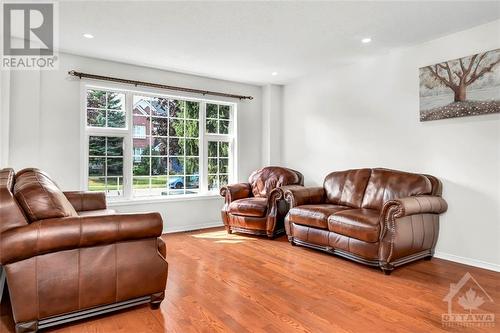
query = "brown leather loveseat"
(0, 168, 168, 333)
(220, 166, 303, 238)
(284, 168, 447, 274)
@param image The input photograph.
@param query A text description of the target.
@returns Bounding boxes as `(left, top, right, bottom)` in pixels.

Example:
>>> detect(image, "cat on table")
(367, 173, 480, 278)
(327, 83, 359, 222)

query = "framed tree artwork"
(419, 49, 500, 121)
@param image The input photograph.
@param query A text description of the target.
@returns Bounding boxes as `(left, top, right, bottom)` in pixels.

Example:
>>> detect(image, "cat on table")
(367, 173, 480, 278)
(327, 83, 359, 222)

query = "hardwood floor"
(1, 227, 499, 332)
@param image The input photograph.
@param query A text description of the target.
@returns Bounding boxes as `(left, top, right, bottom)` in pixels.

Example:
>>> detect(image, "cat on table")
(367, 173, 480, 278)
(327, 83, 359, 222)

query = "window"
(88, 136, 124, 197)
(207, 141, 229, 191)
(204, 102, 233, 192)
(133, 125, 146, 138)
(132, 96, 200, 197)
(83, 86, 236, 200)
(206, 103, 231, 134)
(86, 90, 125, 128)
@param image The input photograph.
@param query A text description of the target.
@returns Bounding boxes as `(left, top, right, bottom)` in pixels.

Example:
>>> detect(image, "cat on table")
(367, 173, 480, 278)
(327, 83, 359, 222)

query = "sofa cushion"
(361, 168, 431, 210)
(288, 204, 350, 229)
(13, 168, 78, 222)
(249, 166, 301, 198)
(0, 168, 15, 191)
(323, 169, 372, 208)
(328, 208, 381, 243)
(229, 197, 268, 217)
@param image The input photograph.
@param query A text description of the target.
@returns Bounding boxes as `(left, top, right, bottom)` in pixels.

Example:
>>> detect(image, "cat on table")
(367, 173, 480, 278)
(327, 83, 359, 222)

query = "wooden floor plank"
(1, 227, 499, 332)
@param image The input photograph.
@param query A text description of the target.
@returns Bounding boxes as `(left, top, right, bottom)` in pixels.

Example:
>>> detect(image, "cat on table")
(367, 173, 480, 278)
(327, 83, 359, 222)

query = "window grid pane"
(205, 103, 232, 134)
(88, 136, 124, 197)
(87, 90, 125, 128)
(207, 141, 230, 191)
(132, 95, 201, 197)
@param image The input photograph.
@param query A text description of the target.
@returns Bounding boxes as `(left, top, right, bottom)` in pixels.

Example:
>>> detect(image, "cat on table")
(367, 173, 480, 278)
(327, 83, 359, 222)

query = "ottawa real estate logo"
(442, 272, 495, 328)
(1, 1, 58, 70)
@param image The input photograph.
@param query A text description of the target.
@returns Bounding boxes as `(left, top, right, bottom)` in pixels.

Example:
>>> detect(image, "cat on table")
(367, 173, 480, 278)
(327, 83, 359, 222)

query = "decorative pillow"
(14, 168, 77, 222)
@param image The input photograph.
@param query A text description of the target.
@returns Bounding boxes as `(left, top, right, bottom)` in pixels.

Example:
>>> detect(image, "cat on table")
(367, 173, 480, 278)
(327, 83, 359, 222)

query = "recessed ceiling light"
(83, 33, 94, 39)
(361, 37, 372, 44)
(271, 72, 278, 76)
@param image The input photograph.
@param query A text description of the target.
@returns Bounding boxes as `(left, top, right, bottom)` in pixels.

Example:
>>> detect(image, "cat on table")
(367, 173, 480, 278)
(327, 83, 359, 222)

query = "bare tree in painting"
(420, 49, 500, 121)
(426, 51, 500, 102)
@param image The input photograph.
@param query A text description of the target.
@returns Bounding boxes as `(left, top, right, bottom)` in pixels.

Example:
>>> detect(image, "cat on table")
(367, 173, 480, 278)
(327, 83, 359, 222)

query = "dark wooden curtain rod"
(68, 70, 253, 100)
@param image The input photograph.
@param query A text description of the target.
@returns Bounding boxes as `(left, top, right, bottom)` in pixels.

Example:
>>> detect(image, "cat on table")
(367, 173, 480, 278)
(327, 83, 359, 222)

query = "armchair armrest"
(283, 186, 325, 208)
(382, 195, 448, 219)
(220, 183, 252, 203)
(64, 191, 107, 212)
(0, 212, 163, 265)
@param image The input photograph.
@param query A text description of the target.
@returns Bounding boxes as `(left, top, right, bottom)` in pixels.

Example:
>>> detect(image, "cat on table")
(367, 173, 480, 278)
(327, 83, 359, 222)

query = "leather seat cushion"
(13, 168, 78, 222)
(288, 204, 350, 229)
(328, 208, 381, 243)
(228, 198, 268, 217)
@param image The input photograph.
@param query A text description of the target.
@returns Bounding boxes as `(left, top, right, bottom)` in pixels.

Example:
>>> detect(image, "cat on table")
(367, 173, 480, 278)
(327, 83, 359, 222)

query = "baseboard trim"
(434, 251, 500, 272)
(163, 221, 223, 234)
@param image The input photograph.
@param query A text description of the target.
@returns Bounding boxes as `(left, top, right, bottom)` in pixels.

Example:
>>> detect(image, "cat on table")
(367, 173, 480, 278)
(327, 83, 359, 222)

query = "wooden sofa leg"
(149, 292, 165, 310)
(267, 232, 275, 239)
(15, 321, 38, 333)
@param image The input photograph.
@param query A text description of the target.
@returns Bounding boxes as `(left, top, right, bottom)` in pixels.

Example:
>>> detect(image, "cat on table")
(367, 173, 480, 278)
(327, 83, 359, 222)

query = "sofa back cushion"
(0, 168, 29, 233)
(248, 166, 302, 198)
(361, 168, 432, 210)
(13, 168, 77, 222)
(0, 168, 15, 191)
(323, 169, 371, 208)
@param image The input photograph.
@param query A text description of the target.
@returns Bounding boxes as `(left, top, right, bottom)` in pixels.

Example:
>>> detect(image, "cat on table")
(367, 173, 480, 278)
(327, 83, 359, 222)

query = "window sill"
(107, 193, 222, 207)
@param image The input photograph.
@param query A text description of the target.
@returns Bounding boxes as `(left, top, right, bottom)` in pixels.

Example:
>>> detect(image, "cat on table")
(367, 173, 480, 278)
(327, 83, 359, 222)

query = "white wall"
(261, 84, 283, 165)
(0, 69, 11, 167)
(7, 52, 263, 232)
(281, 20, 500, 271)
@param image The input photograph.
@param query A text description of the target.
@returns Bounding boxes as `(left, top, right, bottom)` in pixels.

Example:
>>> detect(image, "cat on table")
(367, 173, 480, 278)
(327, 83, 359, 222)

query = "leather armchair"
(220, 166, 303, 238)
(0, 168, 168, 333)
(284, 168, 447, 274)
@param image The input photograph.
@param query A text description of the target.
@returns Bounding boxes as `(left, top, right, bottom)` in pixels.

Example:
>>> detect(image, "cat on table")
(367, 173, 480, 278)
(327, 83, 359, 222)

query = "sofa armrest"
(64, 191, 107, 212)
(382, 195, 448, 219)
(0, 212, 163, 265)
(220, 183, 252, 203)
(283, 186, 325, 208)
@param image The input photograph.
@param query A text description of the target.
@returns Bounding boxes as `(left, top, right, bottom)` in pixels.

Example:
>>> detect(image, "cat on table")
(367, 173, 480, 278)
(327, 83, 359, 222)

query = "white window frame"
(80, 81, 237, 202)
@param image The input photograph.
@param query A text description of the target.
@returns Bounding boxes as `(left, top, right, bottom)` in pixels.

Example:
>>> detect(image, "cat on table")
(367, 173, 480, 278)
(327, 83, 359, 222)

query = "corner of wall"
(261, 84, 283, 166)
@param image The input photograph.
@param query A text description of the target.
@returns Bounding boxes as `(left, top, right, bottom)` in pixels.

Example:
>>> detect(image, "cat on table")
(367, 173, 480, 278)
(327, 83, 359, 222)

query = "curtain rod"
(68, 70, 254, 100)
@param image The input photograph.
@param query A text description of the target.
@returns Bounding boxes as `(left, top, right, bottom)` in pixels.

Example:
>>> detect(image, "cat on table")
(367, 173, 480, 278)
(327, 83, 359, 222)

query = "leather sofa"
(220, 166, 303, 238)
(284, 168, 447, 274)
(0, 168, 168, 333)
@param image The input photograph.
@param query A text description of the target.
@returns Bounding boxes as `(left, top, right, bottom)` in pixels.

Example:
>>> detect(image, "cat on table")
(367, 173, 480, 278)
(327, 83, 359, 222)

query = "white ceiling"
(58, 1, 500, 85)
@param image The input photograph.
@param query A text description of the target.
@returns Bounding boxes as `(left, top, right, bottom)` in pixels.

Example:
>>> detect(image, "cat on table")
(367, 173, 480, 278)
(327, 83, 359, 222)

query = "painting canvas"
(419, 49, 500, 121)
